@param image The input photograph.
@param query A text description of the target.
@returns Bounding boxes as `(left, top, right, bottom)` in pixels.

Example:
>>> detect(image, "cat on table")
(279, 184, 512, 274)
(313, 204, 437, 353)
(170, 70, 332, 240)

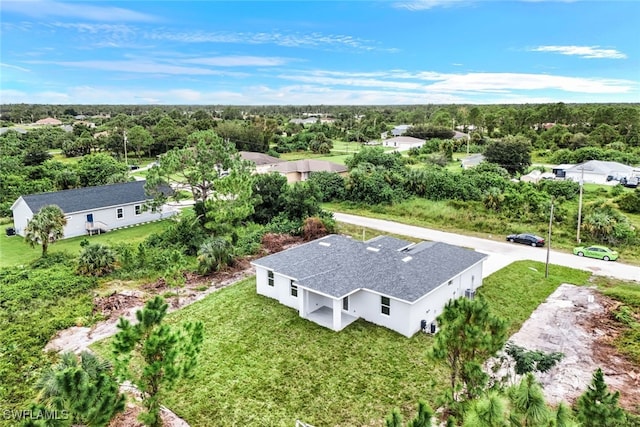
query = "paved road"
(334, 212, 640, 283)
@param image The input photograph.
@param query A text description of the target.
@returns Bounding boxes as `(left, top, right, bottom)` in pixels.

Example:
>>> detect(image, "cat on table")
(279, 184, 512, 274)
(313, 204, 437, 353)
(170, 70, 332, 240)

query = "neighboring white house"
(564, 160, 634, 185)
(382, 136, 426, 151)
(11, 180, 176, 239)
(251, 234, 487, 338)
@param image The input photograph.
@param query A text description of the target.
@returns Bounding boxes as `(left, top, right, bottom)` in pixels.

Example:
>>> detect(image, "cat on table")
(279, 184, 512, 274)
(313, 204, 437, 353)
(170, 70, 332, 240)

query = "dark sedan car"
(506, 233, 545, 247)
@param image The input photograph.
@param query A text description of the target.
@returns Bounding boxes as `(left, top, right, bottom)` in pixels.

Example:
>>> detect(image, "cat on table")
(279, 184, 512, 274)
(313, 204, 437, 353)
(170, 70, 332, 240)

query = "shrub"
(301, 217, 329, 241)
(617, 189, 640, 213)
(197, 237, 234, 275)
(77, 243, 117, 277)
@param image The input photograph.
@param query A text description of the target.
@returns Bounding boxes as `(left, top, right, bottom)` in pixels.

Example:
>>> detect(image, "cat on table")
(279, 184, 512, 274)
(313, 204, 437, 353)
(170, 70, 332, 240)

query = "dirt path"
(500, 284, 640, 409)
(45, 264, 255, 354)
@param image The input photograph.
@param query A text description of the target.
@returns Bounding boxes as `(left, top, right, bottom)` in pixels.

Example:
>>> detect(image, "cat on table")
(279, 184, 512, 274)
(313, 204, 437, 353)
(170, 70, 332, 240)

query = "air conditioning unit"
(465, 289, 476, 299)
(421, 319, 438, 334)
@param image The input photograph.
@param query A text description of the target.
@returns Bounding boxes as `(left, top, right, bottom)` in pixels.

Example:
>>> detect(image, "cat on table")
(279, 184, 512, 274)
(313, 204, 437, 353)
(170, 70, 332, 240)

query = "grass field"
(91, 260, 591, 426)
(0, 220, 170, 268)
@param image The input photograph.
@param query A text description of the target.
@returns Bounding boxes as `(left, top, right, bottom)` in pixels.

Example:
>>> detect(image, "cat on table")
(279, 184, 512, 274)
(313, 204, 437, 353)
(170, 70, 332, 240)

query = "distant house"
(270, 159, 348, 183)
(252, 234, 486, 337)
(391, 124, 412, 137)
(11, 181, 176, 239)
(34, 117, 62, 126)
(551, 164, 575, 179)
(460, 153, 485, 170)
(564, 160, 634, 185)
(382, 136, 425, 151)
(239, 151, 286, 173)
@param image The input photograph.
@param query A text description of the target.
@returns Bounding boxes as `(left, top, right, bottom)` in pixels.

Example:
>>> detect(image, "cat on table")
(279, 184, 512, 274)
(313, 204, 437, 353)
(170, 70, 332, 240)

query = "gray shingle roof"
(18, 181, 156, 214)
(252, 234, 486, 302)
(271, 159, 348, 174)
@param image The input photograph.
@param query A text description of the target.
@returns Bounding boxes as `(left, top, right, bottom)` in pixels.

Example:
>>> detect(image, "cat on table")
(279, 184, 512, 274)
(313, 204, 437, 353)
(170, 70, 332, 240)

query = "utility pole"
(123, 130, 128, 166)
(545, 198, 554, 278)
(576, 166, 584, 243)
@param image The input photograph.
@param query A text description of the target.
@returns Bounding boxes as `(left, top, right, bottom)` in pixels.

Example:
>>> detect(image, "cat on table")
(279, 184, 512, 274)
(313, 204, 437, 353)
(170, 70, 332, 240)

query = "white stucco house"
(11, 180, 176, 239)
(564, 160, 634, 185)
(251, 234, 487, 338)
(382, 136, 426, 151)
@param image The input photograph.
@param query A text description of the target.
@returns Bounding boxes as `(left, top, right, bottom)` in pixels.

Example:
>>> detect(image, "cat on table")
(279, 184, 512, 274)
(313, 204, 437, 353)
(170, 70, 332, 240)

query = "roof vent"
(318, 242, 331, 247)
(402, 256, 413, 262)
(366, 247, 380, 252)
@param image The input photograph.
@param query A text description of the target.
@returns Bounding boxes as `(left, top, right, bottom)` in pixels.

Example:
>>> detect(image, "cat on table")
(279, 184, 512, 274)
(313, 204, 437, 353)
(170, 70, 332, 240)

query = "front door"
(86, 213, 93, 223)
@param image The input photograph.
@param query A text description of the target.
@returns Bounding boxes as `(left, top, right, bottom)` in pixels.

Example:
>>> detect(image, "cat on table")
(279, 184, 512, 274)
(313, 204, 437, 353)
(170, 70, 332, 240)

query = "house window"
(290, 280, 298, 297)
(135, 205, 142, 215)
(343, 296, 349, 311)
(267, 270, 274, 287)
(116, 208, 123, 219)
(381, 296, 390, 316)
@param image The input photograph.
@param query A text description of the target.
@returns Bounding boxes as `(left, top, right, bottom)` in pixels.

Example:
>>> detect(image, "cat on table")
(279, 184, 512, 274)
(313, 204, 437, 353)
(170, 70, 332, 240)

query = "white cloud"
(22, 59, 245, 76)
(146, 30, 378, 51)
(0, 62, 31, 73)
(394, 0, 468, 10)
(1, 0, 157, 22)
(277, 69, 635, 95)
(183, 56, 289, 67)
(531, 45, 627, 59)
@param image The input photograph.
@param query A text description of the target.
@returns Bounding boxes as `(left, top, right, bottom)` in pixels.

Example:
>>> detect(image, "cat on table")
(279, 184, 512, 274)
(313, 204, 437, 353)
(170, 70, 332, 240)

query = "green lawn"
(92, 260, 590, 426)
(0, 220, 170, 268)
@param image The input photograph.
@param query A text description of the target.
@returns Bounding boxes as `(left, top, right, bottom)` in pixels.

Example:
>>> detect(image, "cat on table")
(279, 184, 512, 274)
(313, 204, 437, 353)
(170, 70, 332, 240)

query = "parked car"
(573, 245, 619, 261)
(621, 176, 639, 188)
(506, 233, 545, 247)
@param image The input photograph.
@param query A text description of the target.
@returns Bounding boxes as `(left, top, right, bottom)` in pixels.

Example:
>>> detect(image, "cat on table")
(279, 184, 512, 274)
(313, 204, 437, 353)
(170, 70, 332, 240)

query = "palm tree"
(197, 237, 233, 274)
(77, 243, 116, 276)
(24, 205, 67, 256)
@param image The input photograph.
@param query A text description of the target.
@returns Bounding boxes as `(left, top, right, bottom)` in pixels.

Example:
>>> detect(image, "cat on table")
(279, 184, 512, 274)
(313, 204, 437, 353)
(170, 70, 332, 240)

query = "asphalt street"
(334, 212, 640, 283)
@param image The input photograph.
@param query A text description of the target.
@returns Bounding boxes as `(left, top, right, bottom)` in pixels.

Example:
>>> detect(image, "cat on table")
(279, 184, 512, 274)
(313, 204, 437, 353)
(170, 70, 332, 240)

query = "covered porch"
(300, 289, 359, 332)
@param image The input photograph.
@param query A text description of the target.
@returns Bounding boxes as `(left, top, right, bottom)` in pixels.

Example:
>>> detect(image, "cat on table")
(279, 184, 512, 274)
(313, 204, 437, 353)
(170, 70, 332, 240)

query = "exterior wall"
(408, 262, 484, 336)
(11, 198, 33, 237)
(255, 266, 299, 310)
(63, 202, 170, 238)
(565, 171, 606, 185)
(284, 172, 302, 183)
(348, 289, 413, 337)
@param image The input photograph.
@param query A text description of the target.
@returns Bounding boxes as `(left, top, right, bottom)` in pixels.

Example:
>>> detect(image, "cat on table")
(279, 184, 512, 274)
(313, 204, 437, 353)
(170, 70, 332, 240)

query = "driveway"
(334, 212, 640, 283)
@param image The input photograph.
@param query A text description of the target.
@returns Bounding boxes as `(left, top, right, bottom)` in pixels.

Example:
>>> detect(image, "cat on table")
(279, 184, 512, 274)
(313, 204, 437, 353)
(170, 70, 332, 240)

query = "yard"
(0, 220, 170, 268)
(92, 260, 591, 426)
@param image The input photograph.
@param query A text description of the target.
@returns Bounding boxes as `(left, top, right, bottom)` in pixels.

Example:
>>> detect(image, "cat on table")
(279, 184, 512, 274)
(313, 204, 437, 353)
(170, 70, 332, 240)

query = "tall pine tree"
(113, 296, 204, 427)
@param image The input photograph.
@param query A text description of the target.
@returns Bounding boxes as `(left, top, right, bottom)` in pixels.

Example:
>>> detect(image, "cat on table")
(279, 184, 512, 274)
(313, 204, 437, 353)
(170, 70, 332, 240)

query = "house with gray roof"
(564, 160, 635, 185)
(10, 180, 176, 239)
(251, 234, 487, 337)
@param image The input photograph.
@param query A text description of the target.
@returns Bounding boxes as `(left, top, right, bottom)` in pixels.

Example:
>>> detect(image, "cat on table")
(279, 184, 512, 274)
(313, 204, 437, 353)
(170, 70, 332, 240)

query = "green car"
(573, 245, 619, 261)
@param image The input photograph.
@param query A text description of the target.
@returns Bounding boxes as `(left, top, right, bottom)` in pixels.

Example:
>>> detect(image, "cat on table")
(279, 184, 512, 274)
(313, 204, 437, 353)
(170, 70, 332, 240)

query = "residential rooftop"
(252, 234, 486, 302)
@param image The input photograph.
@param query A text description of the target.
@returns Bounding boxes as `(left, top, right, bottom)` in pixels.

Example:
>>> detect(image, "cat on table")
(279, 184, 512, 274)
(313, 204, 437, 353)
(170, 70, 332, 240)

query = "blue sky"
(1, 0, 639, 105)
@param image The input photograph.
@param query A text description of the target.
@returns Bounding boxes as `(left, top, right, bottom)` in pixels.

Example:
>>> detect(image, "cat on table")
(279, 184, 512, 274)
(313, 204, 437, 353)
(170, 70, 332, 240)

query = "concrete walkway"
(334, 212, 640, 282)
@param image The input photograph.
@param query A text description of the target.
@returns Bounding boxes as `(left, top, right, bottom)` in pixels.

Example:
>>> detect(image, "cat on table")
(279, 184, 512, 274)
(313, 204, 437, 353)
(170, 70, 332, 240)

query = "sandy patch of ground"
(45, 258, 255, 354)
(501, 283, 640, 410)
